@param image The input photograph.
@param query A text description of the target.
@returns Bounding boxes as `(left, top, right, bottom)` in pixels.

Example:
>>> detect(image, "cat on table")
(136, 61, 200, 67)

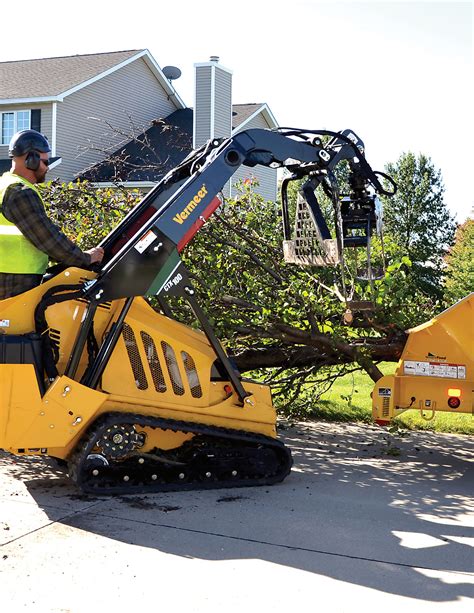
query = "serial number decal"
(404, 360, 466, 379)
(173, 184, 208, 224)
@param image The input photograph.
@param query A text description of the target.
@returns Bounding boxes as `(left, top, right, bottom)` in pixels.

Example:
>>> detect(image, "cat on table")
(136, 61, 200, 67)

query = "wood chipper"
(372, 293, 473, 426)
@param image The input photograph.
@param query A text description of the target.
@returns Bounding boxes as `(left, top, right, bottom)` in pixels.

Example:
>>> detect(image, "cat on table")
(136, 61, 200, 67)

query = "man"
(0, 129, 104, 299)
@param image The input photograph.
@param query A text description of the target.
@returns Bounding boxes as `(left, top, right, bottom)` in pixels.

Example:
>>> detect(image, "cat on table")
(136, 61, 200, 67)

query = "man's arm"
(2, 184, 93, 268)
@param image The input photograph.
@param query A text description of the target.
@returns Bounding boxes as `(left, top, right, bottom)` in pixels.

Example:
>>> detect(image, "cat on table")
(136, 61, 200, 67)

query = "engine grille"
(122, 323, 148, 390)
(120, 324, 202, 398)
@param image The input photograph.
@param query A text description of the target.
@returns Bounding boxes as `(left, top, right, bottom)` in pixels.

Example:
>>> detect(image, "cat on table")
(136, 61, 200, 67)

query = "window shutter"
(31, 109, 41, 132)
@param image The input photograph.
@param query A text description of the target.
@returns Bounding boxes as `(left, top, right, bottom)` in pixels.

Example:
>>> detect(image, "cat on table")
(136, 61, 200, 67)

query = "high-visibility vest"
(0, 172, 49, 274)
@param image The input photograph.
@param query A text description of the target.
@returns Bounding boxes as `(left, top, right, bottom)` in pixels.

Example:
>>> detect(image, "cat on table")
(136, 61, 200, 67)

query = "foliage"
(380, 152, 456, 299)
(39, 179, 140, 249)
(180, 180, 432, 411)
(444, 218, 474, 303)
(37, 177, 438, 417)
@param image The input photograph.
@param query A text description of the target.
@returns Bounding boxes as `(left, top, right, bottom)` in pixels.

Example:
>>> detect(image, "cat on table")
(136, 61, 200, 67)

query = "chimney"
(193, 56, 233, 148)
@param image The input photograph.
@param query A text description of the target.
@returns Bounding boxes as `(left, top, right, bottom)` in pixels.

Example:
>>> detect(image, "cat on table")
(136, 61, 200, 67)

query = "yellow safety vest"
(0, 172, 49, 274)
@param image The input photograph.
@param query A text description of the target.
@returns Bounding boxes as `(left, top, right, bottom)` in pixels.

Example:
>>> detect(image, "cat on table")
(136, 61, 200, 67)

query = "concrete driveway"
(1, 421, 473, 612)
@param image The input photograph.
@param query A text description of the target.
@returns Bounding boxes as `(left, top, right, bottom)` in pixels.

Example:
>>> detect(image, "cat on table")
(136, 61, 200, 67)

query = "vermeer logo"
(173, 184, 208, 224)
(426, 352, 447, 361)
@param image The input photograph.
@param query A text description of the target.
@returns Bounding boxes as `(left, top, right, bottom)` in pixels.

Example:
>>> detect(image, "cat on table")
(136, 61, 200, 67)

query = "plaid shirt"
(0, 181, 91, 299)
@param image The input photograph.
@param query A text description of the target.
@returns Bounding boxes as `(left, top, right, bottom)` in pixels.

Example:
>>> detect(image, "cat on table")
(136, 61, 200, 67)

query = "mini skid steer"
(0, 127, 395, 494)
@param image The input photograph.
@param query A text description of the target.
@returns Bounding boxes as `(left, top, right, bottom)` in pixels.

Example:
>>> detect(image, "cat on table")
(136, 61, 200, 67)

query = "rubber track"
(68, 412, 293, 495)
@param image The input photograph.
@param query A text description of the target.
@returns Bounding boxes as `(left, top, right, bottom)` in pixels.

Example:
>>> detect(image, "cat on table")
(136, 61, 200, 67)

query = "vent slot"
(161, 341, 184, 395)
(77, 297, 112, 311)
(48, 327, 61, 345)
(181, 351, 202, 398)
(122, 323, 148, 390)
(48, 327, 61, 361)
(140, 331, 167, 393)
(382, 397, 390, 417)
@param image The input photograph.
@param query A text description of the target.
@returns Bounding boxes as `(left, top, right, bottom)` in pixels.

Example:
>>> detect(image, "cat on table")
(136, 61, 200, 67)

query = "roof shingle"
(232, 103, 265, 129)
(0, 50, 142, 99)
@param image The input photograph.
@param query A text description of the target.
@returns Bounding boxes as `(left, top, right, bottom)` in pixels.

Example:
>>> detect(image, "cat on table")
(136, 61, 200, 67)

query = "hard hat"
(8, 129, 51, 158)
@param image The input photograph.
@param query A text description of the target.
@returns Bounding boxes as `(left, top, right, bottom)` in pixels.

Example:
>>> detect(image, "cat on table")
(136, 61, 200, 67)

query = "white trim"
(57, 51, 147, 99)
(193, 65, 197, 148)
(0, 96, 60, 105)
(194, 61, 233, 76)
(48, 157, 62, 171)
(232, 103, 279, 134)
(210, 65, 216, 140)
(1, 109, 32, 145)
(57, 50, 186, 109)
(0, 50, 187, 109)
(229, 76, 233, 138)
(51, 102, 57, 156)
(141, 50, 186, 109)
(0, 51, 186, 108)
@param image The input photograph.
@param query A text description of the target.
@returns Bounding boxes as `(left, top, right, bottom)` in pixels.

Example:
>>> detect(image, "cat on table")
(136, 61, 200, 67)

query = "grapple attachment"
(281, 165, 387, 311)
(282, 189, 339, 267)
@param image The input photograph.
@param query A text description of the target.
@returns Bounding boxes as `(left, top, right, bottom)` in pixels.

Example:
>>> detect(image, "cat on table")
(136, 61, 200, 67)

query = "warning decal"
(404, 361, 466, 379)
(134, 230, 157, 254)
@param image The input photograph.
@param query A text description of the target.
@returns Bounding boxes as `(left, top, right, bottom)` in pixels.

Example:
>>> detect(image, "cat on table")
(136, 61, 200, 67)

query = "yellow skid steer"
(0, 127, 396, 494)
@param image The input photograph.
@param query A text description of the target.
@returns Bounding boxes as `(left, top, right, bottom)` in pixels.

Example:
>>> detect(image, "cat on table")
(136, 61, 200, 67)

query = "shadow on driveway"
(2, 421, 473, 603)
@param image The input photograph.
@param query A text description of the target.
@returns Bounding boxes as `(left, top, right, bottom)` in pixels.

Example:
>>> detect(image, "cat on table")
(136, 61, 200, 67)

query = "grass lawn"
(314, 363, 473, 435)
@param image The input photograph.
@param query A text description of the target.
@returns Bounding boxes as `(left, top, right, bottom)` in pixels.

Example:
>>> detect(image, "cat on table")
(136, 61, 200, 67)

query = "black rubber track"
(68, 412, 293, 495)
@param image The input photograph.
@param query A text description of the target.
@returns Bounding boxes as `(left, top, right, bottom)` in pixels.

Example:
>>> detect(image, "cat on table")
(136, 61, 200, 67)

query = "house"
(0, 50, 279, 201)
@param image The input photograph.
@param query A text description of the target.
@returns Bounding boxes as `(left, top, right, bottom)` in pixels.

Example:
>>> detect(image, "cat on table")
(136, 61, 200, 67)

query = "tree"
(178, 182, 437, 410)
(41, 179, 140, 247)
(444, 218, 474, 303)
(381, 152, 456, 299)
(40, 176, 437, 417)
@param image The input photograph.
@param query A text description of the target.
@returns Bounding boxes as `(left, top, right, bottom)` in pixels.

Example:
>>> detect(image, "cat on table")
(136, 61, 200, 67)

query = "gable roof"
(79, 108, 194, 183)
(0, 49, 186, 107)
(232, 103, 278, 131)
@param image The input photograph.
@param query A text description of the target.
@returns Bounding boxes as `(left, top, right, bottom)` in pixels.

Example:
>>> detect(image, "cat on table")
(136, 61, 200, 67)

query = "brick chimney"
(193, 56, 233, 148)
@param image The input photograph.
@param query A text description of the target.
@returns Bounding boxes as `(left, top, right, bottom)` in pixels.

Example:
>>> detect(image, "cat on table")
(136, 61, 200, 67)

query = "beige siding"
(231, 112, 278, 202)
(55, 58, 177, 181)
(194, 64, 232, 147)
(214, 70, 232, 139)
(194, 67, 212, 146)
(0, 103, 52, 158)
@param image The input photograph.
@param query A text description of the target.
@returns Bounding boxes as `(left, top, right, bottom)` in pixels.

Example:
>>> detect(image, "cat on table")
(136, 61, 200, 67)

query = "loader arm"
(83, 128, 392, 303)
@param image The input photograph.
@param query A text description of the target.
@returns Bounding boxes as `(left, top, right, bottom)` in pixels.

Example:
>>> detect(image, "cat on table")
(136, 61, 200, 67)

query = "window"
(1, 110, 31, 145)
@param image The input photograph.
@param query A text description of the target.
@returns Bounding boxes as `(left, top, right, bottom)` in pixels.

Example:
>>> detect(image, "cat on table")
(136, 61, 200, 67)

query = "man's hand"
(86, 247, 105, 264)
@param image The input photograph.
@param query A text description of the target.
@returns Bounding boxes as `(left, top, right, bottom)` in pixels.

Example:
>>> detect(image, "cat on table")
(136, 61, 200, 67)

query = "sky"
(1, 0, 472, 221)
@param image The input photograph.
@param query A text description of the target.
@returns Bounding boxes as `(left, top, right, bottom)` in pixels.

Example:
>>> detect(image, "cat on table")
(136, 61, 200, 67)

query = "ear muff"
(25, 151, 40, 171)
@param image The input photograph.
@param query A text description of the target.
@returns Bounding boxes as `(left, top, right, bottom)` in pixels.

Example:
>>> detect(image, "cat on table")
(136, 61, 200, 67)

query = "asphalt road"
(1, 421, 473, 612)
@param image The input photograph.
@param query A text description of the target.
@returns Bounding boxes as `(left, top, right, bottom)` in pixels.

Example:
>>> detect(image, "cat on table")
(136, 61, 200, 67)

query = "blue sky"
(1, 0, 472, 221)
